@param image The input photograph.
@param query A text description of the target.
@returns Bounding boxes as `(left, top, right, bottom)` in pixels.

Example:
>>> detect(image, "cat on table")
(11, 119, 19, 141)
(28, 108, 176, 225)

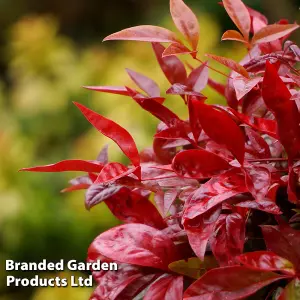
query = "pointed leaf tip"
(170, 0, 200, 50)
(74, 102, 140, 166)
(103, 25, 180, 43)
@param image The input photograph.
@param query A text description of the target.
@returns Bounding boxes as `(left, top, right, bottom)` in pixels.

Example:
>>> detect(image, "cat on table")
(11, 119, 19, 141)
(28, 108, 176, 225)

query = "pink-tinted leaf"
(155, 189, 179, 216)
(183, 266, 287, 299)
(252, 24, 300, 44)
(192, 102, 245, 164)
(20, 159, 104, 173)
(74, 102, 140, 166)
(221, 30, 247, 43)
(233, 76, 261, 100)
(152, 43, 187, 84)
(85, 184, 123, 209)
(237, 251, 296, 275)
(83, 86, 130, 96)
(236, 200, 281, 214)
(183, 205, 222, 260)
(166, 83, 206, 97)
(170, 0, 199, 50)
(172, 149, 230, 179)
(247, 6, 268, 34)
(96, 144, 109, 164)
(88, 223, 178, 270)
(278, 278, 300, 300)
(103, 25, 180, 43)
(186, 62, 209, 92)
(183, 169, 248, 220)
(144, 275, 183, 300)
(162, 43, 195, 57)
(222, 0, 251, 40)
(262, 62, 300, 159)
(206, 54, 250, 78)
(261, 225, 300, 269)
(126, 69, 160, 97)
(210, 213, 246, 266)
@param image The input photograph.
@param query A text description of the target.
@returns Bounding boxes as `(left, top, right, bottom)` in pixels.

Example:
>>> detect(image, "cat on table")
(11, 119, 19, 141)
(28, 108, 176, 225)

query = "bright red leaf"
(144, 275, 183, 300)
(74, 102, 140, 167)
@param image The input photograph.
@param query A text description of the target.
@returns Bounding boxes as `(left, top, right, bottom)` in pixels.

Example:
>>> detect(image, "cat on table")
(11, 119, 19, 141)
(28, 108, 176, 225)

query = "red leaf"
(186, 62, 209, 92)
(221, 30, 247, 43)
(94, 162, 135, 184)
(192, 102, 245, 164)
(207, 78, 226, 96)
(89, 257, 158, 300)
(183, 169, 247, 220)
(262, 61, 300, 159)
(172, 149, 230, 179)
(74, 102, 140, 166)
(162, 43, 195, 57)
(83, 86, 130, 96)
(206, 54, 250, 78)
(183, 205, 222, 260)
(131, 97, 182, 129)
(170, 0, 200, 50)
(261, 225, 300, 269)
(104, 189, 166, 229)
(252, 24, 299, 44)
(152, 43, 187, 84)
(126, 69, 160, 97)
(243, 164, 271, 201)
(188, 97, 202, 141)
(237, 251, 296, 275)
(245, 127, 271, 159)
(61, 183, 90, 193)
(210, 213, 246, 266)
(103, 25, 180, 43)
(144, 275, 183, 300)
(88, 223, 178, 270)
(20, 159, 104, 173)
(183, 266, 287, 299)
(222, 0, 251, 40)
(228, 108, 278, 139)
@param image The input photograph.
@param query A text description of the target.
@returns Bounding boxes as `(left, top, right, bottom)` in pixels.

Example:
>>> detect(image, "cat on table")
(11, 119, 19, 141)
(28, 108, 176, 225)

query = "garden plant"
(21, 0, 300, 299)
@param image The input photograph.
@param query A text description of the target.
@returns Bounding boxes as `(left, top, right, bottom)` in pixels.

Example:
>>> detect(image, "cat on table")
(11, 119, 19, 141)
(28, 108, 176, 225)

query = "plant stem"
(195, 57, 232, 79)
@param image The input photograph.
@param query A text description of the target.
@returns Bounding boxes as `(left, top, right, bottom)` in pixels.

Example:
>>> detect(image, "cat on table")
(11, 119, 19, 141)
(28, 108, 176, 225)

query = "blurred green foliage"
(0, 10, 248, 300)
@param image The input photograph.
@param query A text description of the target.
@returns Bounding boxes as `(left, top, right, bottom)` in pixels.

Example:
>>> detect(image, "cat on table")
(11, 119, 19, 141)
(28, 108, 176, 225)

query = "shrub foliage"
(22, 0, 300, 299)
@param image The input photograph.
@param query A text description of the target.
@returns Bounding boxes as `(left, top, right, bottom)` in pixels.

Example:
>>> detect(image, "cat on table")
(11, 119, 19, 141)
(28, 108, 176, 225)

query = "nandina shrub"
(22, 0, 300, 299)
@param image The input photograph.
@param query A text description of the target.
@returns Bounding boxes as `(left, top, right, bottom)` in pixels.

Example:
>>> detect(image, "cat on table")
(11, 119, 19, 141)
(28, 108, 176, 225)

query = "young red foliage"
(22, 0, 300, 299)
